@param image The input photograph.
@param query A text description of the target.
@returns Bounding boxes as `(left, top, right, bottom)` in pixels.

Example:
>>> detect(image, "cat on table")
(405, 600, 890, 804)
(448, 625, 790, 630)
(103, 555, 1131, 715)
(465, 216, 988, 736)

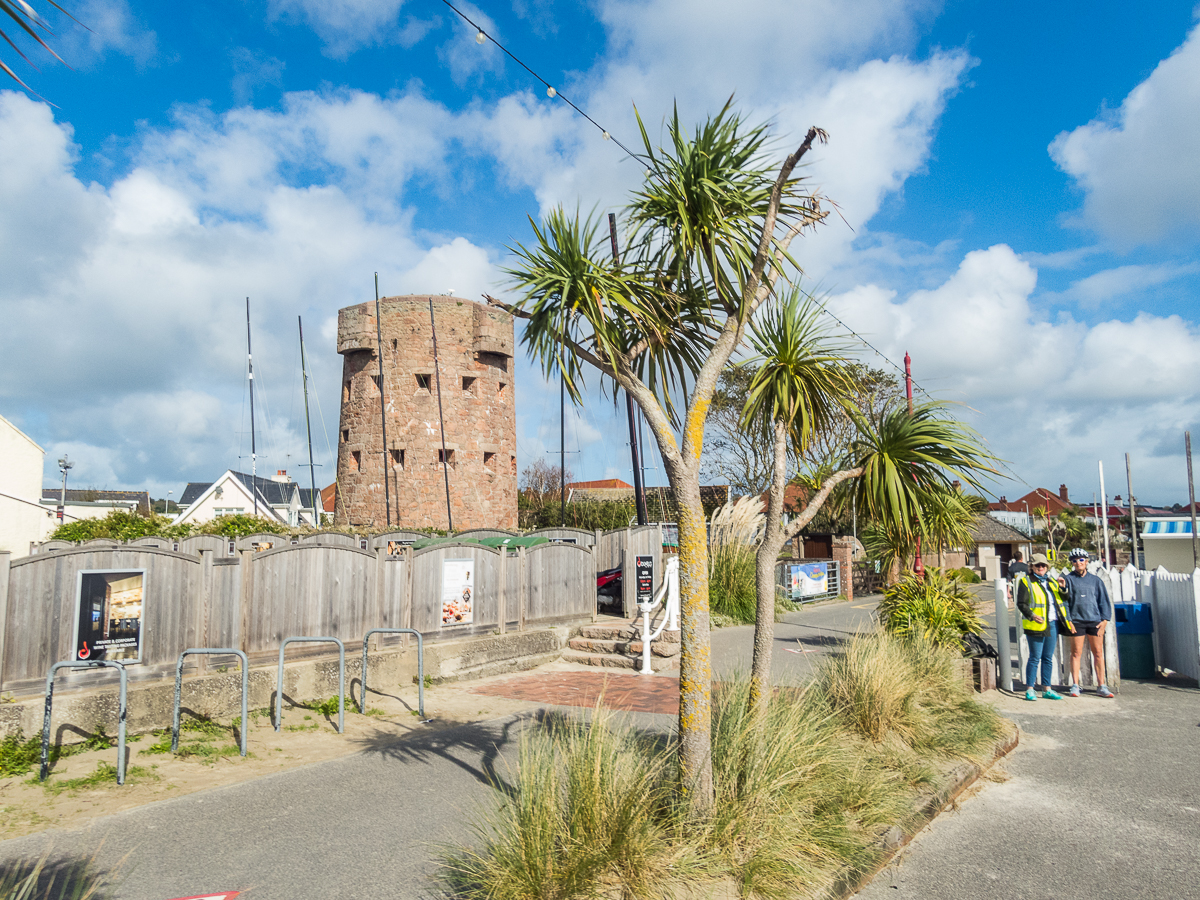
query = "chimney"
(999, 496, 1007, 505)
(1059, 484, 1069, 502)
(273, 469, 290, 483)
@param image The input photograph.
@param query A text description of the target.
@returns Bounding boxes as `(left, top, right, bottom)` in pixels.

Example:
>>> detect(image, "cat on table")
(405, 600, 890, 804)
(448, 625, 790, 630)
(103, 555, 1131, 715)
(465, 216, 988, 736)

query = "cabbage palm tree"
(2, 0, 75, 90)
(495, 103, 830, 813)
(742, 371, 996, 714)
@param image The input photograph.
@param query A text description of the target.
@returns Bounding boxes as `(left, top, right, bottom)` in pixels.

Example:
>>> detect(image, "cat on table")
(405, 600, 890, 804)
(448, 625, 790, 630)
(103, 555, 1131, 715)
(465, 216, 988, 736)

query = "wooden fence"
(0, 540, 596, 694)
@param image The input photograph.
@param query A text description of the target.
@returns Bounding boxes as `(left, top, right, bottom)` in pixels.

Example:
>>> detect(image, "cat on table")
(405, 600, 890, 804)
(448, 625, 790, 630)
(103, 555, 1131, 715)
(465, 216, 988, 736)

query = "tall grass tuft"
(442, 707, 686, 900)
(708, 496, 764, 625)
(443, 636, 1005, 900)
(0, 853, 113, 900)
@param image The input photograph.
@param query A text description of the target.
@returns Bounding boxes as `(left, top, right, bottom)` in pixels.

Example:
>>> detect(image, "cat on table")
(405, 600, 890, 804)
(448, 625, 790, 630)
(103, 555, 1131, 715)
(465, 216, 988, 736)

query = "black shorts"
(1074, 621, 1101, 636)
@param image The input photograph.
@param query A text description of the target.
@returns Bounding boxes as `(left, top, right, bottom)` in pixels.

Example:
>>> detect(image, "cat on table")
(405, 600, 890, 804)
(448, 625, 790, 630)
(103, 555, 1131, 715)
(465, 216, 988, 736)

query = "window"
(462, 376, 477, 393)
(498, 382, 507, 400)
(391, 448, 404, 469)
(483, 452, 496, 470)
(341, 428, 349, 444)
(438, 449, 455, 467)
(416, 374, 432, 390)
(343, 382, 350, 402)
(214, 507, 245, 516)
(392, 338, 397, 350)
(510, 455, 517, 474)
(371, 374, 381, 393)
(350, 450, 361, 472)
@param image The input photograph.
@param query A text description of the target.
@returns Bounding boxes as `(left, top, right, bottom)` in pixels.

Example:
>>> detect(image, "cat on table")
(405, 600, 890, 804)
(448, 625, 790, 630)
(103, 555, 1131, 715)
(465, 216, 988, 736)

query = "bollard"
(994, 577, 1012, 692)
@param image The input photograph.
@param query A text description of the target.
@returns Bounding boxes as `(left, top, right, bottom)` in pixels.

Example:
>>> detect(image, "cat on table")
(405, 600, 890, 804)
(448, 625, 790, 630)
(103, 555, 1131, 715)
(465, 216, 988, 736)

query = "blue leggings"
(1025, 620, 1059, 688)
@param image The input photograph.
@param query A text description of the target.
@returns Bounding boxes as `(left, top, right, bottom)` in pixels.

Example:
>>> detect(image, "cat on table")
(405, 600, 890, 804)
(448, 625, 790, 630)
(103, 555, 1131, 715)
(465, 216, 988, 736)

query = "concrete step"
(579, 623, 681, 643)
(560, 649, 680, 672)
(568, 637, 680, 658)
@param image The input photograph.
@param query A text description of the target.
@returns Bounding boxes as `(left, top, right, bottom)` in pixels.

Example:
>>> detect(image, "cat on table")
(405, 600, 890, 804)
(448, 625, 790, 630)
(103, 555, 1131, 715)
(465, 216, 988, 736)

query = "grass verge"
(441, 632, 1003, 900)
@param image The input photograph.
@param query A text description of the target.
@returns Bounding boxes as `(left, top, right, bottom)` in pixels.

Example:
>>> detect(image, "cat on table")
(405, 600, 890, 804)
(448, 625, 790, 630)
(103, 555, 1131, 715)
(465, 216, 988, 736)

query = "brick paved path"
(471, 670, 680, 715)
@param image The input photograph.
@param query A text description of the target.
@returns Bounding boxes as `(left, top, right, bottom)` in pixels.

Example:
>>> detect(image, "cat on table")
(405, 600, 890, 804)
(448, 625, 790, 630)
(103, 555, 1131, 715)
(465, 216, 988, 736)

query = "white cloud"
(268, 0, 408, 57)
(0, 88, 498, 493)
(58, 0, 158, 67)
(827, 245, 1200, 498)
(1046, 262, 1200, 309)
(1050, 16, 1200, 247)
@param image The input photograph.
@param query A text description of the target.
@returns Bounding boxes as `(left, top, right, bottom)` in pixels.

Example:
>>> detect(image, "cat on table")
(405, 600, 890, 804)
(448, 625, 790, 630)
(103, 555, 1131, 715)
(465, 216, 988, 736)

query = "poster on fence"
(790, 562, 828, 599)
(441, 558, 474, 626)
(72, 569, 145, 663)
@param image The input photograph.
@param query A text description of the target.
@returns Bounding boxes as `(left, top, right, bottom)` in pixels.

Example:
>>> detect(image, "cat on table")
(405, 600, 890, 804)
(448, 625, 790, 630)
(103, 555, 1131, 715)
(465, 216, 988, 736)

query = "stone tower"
(334, 295, 517, 530)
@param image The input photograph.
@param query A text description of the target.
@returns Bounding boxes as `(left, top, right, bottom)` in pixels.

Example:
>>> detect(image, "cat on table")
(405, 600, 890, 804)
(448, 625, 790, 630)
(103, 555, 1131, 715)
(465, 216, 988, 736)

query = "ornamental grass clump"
(442, 707, 687, 900)
(708, 497, 764, 625)
(875, 569, 983, 649)
(443, 636, 1004, 900)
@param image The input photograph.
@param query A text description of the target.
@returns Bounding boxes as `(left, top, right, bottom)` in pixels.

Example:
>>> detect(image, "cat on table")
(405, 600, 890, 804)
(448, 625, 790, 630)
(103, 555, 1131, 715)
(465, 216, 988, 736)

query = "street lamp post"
(57, 455, 73, 522)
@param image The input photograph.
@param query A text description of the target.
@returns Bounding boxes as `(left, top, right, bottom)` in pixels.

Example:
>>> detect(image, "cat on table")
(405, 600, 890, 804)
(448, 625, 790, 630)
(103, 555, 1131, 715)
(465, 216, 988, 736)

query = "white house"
(38, 489, 150, 523)
(176, 470, 321, 527)
(0, 413, 56, 554)
(1140, 517, 1200, 574)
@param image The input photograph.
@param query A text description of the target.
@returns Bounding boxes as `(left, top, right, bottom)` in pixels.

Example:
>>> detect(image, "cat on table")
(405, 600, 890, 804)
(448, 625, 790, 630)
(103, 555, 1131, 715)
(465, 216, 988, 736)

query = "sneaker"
(1024, 689, 1038, 701)
(1097, 685, 1115, 698)
(1068, 684, 1081, 698)
(1043, 689, 1064, 700)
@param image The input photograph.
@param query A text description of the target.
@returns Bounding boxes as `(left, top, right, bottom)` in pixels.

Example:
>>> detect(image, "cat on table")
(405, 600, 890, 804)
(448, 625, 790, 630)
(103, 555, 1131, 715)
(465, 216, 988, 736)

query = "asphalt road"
(857, 676, 1200, 899)
(7, 593, 1200, 900)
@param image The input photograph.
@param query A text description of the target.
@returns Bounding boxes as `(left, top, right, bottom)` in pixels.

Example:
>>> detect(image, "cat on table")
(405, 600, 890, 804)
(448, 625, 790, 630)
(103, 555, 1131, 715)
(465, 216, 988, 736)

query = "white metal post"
(994, 577, 1011, 692)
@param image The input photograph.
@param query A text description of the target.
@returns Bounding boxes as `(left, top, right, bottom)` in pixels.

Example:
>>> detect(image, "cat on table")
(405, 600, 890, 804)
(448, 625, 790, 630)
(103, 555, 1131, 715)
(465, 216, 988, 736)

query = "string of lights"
(437, 0, 640, 159)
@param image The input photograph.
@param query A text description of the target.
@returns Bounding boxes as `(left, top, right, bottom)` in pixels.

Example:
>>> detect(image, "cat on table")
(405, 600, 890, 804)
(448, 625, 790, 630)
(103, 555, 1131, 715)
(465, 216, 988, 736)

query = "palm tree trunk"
(749, 420, 789, 716)
(667, 464, 714, 811)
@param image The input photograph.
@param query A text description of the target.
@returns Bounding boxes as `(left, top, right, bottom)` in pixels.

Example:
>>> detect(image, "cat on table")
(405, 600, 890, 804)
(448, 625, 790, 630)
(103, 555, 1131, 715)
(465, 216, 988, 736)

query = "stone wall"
(335, 296, 517, 530)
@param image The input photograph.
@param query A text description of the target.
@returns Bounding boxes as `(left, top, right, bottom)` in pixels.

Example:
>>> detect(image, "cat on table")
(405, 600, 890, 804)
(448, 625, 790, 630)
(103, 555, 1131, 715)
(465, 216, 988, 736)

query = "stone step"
(560, 649, 680, 672)
(579, 623, 681, 643)
(568, 637, 680, 658)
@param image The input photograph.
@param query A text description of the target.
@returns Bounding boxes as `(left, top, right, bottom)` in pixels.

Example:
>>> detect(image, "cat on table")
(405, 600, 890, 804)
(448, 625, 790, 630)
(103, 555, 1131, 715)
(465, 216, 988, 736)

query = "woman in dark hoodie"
(1060, 548, 1114, 698)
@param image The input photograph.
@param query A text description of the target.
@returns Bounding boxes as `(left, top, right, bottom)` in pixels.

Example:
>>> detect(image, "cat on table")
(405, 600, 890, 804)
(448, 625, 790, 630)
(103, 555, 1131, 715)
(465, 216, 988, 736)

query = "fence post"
(498, 545, 507, 635)
(0, 551, 10, 693)
(994, 577, 1011, 692)
(518, 545, 527, 631)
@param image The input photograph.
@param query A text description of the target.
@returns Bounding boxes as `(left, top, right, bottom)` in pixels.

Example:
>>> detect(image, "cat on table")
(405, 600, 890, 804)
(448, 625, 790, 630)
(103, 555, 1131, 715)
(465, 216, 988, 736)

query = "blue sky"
(1, 0, 1198, 509)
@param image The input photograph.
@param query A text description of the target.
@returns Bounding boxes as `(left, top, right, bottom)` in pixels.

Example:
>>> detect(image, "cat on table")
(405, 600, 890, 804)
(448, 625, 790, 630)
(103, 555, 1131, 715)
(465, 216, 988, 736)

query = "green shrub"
(875, 569, 983, 649)
(816, 633, 922, 744)
(952, 566, 981, 584)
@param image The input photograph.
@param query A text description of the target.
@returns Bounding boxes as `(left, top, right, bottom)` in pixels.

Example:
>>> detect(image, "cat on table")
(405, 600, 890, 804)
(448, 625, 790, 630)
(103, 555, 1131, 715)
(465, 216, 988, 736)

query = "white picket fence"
(1006, 564, 1200, 690)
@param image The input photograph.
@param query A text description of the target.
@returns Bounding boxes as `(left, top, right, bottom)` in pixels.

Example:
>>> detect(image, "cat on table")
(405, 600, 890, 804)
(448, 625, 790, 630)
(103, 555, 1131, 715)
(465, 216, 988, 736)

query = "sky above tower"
(1, 0, 1198, 508)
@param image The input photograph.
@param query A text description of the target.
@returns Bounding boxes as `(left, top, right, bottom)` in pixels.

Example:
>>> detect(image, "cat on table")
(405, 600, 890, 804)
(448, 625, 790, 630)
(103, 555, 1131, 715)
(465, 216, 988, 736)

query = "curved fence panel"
(525, 542, 594, 624)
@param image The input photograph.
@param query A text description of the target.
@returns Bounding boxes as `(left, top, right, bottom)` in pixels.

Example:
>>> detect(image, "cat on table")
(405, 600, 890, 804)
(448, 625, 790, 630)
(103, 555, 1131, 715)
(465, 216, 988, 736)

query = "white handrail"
(639, 556, 680, 674)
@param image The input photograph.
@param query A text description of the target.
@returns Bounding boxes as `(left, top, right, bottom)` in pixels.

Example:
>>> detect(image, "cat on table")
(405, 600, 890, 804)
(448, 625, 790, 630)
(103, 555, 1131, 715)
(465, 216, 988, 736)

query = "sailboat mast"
(246, 297, 258, 517)
(299, 316, 319, 527)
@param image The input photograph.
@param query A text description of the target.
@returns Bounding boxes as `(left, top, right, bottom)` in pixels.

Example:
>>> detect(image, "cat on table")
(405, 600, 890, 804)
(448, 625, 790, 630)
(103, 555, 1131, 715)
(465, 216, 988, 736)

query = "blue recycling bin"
(1113, 602, 1154, 678)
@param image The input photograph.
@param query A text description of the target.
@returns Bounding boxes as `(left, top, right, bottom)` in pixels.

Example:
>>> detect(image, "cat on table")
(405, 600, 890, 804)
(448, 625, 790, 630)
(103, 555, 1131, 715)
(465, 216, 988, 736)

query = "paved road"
(857, 677, 1200, 899)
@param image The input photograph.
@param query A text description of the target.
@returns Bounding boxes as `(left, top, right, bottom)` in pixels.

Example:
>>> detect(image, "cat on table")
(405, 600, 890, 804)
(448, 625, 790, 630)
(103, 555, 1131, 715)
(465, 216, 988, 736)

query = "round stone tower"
(333, 295, 517, 530)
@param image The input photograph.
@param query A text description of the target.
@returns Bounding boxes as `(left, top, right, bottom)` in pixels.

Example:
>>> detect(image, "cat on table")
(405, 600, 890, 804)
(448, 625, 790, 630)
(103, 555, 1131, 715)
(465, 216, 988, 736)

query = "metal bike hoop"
(41, 660, 128, 784)
(361, 629, 424, 718)
(275, 637, 345, 733)
(173, 649, 249, 756)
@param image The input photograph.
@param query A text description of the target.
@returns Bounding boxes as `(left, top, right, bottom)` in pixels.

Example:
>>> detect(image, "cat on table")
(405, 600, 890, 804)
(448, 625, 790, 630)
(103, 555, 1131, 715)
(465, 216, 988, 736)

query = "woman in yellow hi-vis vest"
(1014, 553, 1076, 700)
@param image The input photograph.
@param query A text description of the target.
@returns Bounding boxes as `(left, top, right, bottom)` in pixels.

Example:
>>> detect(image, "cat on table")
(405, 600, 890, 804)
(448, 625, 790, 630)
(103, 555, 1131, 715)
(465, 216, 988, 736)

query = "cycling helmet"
(1067, 547, 1090, 561)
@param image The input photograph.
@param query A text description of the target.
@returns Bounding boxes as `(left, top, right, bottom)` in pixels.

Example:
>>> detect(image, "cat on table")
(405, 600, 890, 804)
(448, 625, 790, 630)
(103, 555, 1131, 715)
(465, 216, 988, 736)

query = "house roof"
(321, 482, 336, 512)
(969, 514, 1032, 544)
(40, 489, 151, 515)
(180, 470, 299, 509)
(989, 487, 1075, 517)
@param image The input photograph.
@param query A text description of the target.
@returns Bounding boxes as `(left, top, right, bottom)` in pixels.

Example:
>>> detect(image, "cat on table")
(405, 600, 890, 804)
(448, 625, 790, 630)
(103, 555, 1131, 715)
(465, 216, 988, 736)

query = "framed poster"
(388, 540, 415, 556)
(441, 558, 474, 626)
(72, 569, 146, 664)
(636, 555, 654, 603)
(790, 562, 828, 599)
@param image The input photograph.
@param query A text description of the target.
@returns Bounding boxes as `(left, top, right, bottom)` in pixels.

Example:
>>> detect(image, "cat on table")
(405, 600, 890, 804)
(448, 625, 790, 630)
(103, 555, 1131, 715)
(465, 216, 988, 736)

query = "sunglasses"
(1032, 563, 1048, 569)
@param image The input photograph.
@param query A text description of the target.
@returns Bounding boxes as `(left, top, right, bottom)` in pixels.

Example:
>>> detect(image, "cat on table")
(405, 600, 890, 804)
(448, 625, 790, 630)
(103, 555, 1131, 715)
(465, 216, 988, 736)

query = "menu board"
(441, 559, 474, 626)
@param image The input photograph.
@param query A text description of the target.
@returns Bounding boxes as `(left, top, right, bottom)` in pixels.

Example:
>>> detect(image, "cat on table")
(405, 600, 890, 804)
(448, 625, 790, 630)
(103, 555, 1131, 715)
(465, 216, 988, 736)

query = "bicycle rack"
(275, 637, 345, 733)
(41, 660, 128, 784)
(173, 649, 249, 756)
(361, 629, 425, 718)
